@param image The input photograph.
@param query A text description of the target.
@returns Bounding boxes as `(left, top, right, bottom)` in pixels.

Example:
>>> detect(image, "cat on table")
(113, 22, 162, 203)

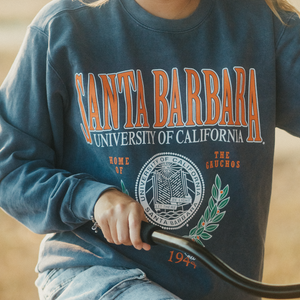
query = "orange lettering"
(153, 70, 169, 128)
(202, 70, 221, 125)
(247, 69, 262, 142)
(118, 71, 136, 128)
(88, 74, 102, 131)
(75, 74, 92, 144)
(135, 70, 150, 128)
(168, 68, 184, 127)
(234, 67, 247, 126)
(98, 73, 119, 130)
(185, 68, 203, 126)
(220, 69, 234, 125)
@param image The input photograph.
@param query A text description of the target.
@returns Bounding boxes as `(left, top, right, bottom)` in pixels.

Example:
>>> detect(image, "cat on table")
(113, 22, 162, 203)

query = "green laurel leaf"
(195, 238, 204, 247)
(205, 224, 219, 232)
(215, 174, 221, 190)
(211, 205, 218, 219)
(219, 197, 230, 209)
(121, 180, 129, 195)
(212, 185, 218, 200)
(189, 227, 197, 236)
(208, 197, 214, 210)
(197, 216, 204, 228)
(220, 185, 229, 200)
(204, 207, 211, 222)
(196, 227, 204, 235)
(200, 232, 212, 240)
(212, 211, 226, 223)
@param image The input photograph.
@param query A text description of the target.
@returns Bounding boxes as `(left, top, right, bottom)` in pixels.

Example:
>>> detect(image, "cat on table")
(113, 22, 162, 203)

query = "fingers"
(98, 203, 130, 246)
(129, 217, 151, 251)
(94, 190, 151, 251)
(128, 212, 144, 250)
(99, 219, 113, 244)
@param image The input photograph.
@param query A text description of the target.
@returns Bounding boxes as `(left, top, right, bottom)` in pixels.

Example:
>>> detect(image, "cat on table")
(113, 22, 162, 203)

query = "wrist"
(91, 188, 118, 233)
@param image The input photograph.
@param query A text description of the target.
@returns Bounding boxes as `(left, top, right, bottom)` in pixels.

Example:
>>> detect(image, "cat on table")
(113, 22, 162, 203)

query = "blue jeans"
(35, 266, 182, 300)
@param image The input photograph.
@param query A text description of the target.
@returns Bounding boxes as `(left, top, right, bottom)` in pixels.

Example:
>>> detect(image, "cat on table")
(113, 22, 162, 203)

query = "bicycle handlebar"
(141, 222, 300, 299)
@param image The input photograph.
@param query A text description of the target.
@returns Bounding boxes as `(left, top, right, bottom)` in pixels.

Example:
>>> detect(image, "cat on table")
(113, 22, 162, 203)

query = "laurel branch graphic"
(188, 174, 230, 247)
(121, 180, 129, 195)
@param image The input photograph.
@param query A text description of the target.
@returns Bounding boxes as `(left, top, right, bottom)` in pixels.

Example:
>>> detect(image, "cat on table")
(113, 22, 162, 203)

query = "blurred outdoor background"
(0, 0, 300, 299)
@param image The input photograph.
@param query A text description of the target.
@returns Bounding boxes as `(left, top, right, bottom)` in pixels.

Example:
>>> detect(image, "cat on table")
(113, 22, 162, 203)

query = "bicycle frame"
(141, 222, 300, 299)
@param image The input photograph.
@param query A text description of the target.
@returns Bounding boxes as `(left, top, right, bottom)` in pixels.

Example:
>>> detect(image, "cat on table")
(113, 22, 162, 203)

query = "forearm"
(0, 159, 115, 234)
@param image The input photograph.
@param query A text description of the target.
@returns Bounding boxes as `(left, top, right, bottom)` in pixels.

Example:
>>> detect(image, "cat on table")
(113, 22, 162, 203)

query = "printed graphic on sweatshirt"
(135, 153, 205, 230)
(75, 67, 263, 147)
(188, 174, 230, 246)
(109, 156, 130, 175)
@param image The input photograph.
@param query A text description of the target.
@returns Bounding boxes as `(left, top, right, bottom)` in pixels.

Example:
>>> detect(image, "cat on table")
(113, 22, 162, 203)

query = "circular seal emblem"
(135, 152, 205, 230)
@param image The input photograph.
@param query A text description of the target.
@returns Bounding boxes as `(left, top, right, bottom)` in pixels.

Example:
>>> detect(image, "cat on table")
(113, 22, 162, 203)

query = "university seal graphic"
(135, 153, 205, 230)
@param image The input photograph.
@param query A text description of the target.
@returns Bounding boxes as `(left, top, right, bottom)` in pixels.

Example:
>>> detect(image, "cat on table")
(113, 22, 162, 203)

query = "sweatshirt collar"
(119, 0, 214, 32)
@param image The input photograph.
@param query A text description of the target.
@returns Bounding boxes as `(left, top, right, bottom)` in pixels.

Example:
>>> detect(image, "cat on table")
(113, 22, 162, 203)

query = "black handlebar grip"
(140, 221, 161, 245)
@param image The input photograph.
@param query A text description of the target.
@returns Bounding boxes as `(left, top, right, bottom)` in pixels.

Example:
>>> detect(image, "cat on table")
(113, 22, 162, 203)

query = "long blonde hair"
(80, 0, 300, 20)
(265, 0, 300, 21)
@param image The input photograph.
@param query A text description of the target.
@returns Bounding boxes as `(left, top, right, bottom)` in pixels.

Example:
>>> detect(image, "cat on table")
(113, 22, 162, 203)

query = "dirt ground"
(0, 1, 300, 300)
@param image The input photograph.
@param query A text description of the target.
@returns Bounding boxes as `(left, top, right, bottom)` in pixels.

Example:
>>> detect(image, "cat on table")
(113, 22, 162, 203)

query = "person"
(0, 0, 300, 299)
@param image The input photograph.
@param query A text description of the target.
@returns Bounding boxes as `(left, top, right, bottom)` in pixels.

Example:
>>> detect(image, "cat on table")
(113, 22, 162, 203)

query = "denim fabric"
(35, 266, 182, 300)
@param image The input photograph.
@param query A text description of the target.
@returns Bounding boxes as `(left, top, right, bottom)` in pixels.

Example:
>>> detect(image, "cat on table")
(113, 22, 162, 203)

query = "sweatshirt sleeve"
(275, 13, 300, 137)
(0, 26, 114, 234)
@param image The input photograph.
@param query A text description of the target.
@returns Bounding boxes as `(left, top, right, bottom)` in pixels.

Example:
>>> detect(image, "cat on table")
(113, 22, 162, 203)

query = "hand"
(94, 189, 151, 251)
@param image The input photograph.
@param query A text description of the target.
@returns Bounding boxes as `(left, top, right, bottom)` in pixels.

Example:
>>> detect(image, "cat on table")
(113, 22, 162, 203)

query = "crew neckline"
(119, 0, 214, 32)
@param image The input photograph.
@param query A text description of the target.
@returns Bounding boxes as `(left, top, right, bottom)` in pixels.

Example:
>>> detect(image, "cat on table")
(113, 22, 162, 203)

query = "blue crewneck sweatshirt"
(1, 0, 300, 299)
